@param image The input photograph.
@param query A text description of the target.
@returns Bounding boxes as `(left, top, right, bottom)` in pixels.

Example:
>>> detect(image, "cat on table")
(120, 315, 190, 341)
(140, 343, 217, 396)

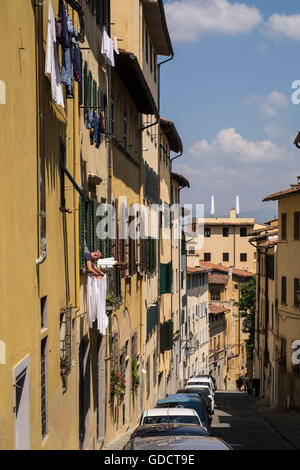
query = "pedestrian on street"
(243, 373, 249, 392)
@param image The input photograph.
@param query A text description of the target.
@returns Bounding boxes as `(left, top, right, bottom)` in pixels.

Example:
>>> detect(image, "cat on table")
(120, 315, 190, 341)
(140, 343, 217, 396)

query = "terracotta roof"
(248, 226, 270, 236)
(264, 218, 279, 225)
(209, 274, 229, 285)
(202, 220, 254, 226)
(258, 239, 278, 248)
(209, 304, 229, 315)
(263, 185, 300, 202)
(200, 261, 253, 278)
(160, 118, 183, 153)
(187, 266, 211, 274)
(171, 172, 190, 188)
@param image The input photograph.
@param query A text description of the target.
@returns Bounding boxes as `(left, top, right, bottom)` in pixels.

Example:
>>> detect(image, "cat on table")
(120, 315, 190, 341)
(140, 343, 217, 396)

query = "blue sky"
(160, 0, 300, 220)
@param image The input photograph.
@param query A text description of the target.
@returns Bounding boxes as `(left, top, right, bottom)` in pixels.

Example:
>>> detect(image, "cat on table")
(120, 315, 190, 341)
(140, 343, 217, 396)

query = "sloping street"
(211, 392, 298, 450)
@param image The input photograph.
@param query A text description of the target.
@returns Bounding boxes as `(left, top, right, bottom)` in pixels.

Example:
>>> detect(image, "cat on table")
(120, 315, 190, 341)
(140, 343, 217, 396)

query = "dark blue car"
(155, 395, 212, 433)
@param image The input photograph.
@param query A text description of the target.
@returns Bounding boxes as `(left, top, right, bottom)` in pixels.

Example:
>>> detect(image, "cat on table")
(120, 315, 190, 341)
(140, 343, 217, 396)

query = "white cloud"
(264, 123, 288, 139)
(264, 13, 300, 41)
(165, 0, 263, 43)
(189, 128, 284, 164)
(246, 91, 289, 118)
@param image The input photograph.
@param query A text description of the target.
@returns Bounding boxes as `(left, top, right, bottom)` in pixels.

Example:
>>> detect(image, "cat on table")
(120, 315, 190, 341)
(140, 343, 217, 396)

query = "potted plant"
(60, 354, 70, 378)
(110, 369, 126, 400)
(131, 359, 140, 392)
(106, 294, 123, 311)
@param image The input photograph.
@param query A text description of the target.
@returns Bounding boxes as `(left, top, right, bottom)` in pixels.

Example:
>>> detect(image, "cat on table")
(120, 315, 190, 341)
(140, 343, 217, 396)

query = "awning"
(141, 0, 173, 56)
(160, 118, 183, 153)
(115, 51, 158, 116)
(171, 172, 190, 189)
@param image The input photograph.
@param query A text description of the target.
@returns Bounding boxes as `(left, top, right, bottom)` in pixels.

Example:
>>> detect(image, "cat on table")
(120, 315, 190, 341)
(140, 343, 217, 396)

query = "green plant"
(110, 369, 126, 399)
(131, 359, 140, 392)
(235, 276, 256, 359)
(106, 294, 123, 311)
(60, 354, 70, 370)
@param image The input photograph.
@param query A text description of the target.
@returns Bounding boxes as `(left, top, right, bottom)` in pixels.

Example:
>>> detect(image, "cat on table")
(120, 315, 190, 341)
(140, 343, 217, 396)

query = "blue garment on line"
(93, 112, 101, 148)
(61, 16, 77, 88)
(85, 109, 93, 129)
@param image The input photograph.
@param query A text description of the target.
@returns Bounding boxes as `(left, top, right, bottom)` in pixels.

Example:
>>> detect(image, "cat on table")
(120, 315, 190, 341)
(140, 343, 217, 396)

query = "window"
(41, 337, 48, 439)
(150, 41, 153, 73)
(281, 213, 287, 241)
(294, 212, 300, 240)
(294, 278, 300, 307)
(240, 227, 247, 237)
(204, 227, 211, 237)
(223, 253, 229, 262)
(240, 253, 247, 262)
(160, 263, 173, 294)
(281, 276, 287, 305)
(211, 289, 221, 301)
(223, 227, 229, 237)
(123, 101, 127, 151)
(145, 29, 149, 63)
(204, 253, 211, 262)
(41, 297, 48, 330)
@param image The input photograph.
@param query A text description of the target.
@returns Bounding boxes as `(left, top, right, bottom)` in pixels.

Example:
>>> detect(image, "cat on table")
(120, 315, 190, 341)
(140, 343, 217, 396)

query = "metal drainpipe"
(36, 0, 47, 265)
(107, 63, 112, 205)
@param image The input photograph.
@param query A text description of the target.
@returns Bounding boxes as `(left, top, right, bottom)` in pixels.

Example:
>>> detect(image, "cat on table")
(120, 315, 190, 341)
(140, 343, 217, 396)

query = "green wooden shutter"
(79, 196, 85, 269)
(84, 62, 88, 107)
(167, 262, 173, 293)
(160, 323, 165, 353)
(93, 79, 97, 109)
(146, 238, 150, 273)
(86, 201, 93, 252)
(160, 264, 167, 294)
(88, 71, 92, 108)
(94, 200, 101, 251)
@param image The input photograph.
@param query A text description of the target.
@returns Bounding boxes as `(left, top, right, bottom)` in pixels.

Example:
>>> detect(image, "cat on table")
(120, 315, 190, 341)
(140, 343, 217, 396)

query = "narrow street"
(211, 392, 295, 450)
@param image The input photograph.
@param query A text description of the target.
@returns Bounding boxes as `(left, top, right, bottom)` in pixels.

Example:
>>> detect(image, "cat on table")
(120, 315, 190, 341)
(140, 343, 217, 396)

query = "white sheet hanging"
(45, 1, 64, 107)
(101, 26, 115, 67)
(86, 275, 108, 334)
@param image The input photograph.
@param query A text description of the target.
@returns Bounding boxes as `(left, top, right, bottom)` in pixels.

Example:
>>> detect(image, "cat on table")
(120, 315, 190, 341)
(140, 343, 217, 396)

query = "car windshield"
(143, 416, 199, 425)
(188, 381, 210, 387)
(156, 403, 205, 423)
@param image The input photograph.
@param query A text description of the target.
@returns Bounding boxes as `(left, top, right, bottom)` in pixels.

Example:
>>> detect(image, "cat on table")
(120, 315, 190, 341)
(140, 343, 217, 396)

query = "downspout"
(73, 9, 80, 308)
(36, 0, 47, 265)
(170, 151, 182, 170)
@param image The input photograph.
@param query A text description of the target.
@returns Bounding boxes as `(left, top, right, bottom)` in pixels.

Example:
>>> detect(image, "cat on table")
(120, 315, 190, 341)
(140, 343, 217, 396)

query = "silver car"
(124, 435, 232, 450)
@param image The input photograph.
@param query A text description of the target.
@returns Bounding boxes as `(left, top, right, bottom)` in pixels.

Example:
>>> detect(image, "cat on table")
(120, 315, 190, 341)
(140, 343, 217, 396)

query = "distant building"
(188, 209, 265, 273)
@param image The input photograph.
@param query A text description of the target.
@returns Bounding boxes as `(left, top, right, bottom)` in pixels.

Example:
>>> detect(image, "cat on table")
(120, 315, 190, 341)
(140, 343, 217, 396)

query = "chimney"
(230, 208, 237, 219)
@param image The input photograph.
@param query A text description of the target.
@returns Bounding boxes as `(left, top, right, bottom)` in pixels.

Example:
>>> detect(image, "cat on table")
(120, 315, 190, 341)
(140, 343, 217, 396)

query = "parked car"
(155, 396, 211, 433)
(129, 423, 209, 441)
(194, 374, 217, 391)
(124, 436, 232, 451)
(177, 388, 213, 415)
(187, 377, 215, 395)
(140, 408, 202, 426)
(184, 385, 215, 414)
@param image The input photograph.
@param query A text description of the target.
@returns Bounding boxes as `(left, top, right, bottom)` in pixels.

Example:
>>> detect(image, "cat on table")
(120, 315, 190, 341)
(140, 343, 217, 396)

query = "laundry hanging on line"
(45, 1, 64, 107)
(101, 26, 115, 67)
(87, 275, 108, 335)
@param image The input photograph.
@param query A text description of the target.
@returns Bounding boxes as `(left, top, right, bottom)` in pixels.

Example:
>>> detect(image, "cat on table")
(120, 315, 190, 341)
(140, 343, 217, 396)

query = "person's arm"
(93, 264, 105, 277)
(86, 260, 101, 277)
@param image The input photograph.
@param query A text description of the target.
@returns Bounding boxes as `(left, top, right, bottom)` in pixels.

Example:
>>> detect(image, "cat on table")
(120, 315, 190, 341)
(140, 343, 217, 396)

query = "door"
(13, 355, 30, 450)
(79, 336, 90, 449)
